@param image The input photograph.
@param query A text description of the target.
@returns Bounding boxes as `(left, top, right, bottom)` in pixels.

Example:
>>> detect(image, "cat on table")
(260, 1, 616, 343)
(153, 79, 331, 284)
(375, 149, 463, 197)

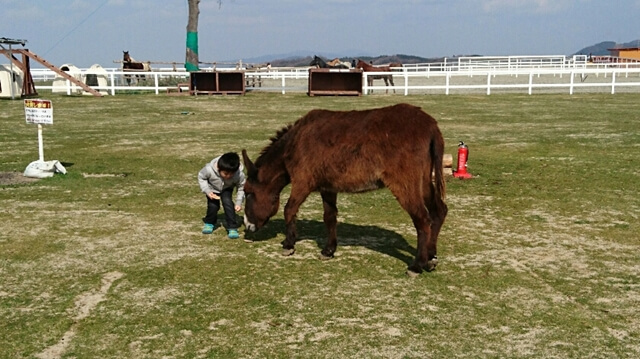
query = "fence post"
(528, 72, 533, 95)
(281, 73, 286, 95)
(486, 72, 491, 95)
(404, 72, 408, 96)
(569, 71, 574, 95)
(154, 73, 159, 95)
(363, 73, 368, 95)
(111, 72, 116, 96)
(110, 73, 116, 96)
(611, 71, 616, 94)
(445, 72, 450, 95)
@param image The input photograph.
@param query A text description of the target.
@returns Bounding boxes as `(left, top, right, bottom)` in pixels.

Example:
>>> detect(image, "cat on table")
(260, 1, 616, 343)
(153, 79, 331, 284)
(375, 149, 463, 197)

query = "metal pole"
(38, 124, 44, 162)
(9, 44, 15, 100)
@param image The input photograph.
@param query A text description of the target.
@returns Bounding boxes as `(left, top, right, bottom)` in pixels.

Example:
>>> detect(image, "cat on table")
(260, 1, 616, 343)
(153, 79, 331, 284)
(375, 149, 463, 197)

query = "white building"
(52, 63, 83, 94)
(82, 64, 109, 95)
(0, 63, 23, 98)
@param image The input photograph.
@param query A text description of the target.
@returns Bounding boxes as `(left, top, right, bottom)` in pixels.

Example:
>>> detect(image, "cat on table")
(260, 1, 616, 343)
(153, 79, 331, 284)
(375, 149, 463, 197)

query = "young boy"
(198, 152, 245, 238)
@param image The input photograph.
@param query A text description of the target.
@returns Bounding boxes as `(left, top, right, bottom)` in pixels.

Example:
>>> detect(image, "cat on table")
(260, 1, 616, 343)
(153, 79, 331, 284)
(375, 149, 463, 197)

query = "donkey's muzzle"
(244, 214, 257, 232)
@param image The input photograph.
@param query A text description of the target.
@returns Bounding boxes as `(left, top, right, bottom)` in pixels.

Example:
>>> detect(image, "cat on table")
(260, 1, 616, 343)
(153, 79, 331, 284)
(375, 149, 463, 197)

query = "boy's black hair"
(218, 152, 240, 172)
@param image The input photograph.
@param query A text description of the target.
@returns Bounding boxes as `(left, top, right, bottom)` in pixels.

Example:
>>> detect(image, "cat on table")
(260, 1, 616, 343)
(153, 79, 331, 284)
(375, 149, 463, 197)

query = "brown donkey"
(242, 103, 447, 276)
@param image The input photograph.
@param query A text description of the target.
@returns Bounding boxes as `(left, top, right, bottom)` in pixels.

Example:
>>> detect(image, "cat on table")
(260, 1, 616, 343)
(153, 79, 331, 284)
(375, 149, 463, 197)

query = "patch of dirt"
(0, 172, 40, 185)
(35, 271, 124, 359)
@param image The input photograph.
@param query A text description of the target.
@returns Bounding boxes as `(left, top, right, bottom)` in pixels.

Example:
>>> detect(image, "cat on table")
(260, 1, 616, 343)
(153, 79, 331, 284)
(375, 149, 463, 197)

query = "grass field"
(1, 92, 639, 358)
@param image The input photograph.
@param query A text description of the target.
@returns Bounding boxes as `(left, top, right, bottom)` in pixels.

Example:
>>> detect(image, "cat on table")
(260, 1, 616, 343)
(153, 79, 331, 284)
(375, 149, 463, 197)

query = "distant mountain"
(573, 39, 640, 56)
(234, 50, 374, 65)
(240, 39, 640, 67)
(267, 54, 462, 67)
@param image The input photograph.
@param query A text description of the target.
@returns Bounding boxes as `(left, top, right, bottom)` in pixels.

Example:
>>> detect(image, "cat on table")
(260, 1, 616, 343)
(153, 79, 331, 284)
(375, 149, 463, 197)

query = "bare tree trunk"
(185, 0, 200, 71)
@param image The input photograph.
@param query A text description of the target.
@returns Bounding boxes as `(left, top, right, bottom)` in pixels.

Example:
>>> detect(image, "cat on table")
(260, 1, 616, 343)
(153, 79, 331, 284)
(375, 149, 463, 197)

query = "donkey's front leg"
(281, 186, 309, 256)
(281, 202, 298, 256)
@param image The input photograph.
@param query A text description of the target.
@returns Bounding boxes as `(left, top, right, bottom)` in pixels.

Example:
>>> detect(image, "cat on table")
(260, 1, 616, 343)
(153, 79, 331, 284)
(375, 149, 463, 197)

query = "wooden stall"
(189, 71, 245, 95)
(607, 47, 640, 61)
(308, 68, 363, 96)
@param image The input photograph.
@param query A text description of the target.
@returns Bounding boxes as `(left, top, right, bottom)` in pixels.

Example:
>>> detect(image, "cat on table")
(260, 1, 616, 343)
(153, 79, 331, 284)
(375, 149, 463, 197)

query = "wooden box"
(189, 71, 245, 95)
(308, 69, 362, 96)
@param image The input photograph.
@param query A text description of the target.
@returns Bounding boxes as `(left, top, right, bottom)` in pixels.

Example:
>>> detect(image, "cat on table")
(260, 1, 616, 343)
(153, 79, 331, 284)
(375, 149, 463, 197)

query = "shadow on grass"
(244, 218, 416, 267)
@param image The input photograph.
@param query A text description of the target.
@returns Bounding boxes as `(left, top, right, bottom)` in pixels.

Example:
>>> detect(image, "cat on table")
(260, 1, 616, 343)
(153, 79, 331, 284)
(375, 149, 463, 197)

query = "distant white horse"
(327, 58, 351, 69)
(310, 55, 350, 69)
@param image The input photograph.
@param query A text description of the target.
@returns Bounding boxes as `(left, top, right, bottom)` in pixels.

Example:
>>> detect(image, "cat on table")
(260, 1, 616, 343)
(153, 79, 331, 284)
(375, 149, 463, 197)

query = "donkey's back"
(285, 103, 444, 194)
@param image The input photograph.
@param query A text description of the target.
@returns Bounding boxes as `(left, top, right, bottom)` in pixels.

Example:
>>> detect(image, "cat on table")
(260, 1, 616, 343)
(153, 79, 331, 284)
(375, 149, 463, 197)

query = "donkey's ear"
(242, 149, 256, 175)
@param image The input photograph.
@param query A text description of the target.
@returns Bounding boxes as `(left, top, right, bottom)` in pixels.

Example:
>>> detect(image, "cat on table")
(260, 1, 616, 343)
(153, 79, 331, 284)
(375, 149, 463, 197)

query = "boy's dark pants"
(203, 188, 238, 229)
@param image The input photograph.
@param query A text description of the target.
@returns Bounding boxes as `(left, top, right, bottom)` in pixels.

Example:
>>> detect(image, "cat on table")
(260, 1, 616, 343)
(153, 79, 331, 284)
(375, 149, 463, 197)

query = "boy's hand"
(207, 192, 220, 200)
(234, 205, 242, 212)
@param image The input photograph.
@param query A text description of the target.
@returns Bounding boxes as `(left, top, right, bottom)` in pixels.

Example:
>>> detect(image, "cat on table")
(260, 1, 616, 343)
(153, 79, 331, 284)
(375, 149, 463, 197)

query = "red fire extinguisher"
(453, 141, 473, 179)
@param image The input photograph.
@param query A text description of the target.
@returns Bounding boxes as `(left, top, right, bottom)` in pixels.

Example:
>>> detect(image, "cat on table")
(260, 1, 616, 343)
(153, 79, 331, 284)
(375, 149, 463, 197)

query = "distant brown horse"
(356, 59, 395, 93)
(122, 51, 151, 85)
(242, 103, 447, 276)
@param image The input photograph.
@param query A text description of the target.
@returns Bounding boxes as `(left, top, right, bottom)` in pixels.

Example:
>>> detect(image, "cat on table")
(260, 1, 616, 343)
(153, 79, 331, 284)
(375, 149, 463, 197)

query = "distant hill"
(573, 39, 640, 56)
(268, 54, 473, 67)
(246, 39, 640, 67)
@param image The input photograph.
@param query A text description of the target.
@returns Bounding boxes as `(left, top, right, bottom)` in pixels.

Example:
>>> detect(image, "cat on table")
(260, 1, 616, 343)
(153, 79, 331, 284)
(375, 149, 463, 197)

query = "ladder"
(1, 48, 103, 97)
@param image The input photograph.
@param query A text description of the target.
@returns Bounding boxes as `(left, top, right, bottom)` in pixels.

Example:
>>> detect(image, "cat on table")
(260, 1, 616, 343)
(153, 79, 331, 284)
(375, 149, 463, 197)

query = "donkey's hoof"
(281, 248, 295, 256)
(406, 264, 422, 277)
(406, 269, 421, 278)
(319, 253, 334, 261)
(426, 257, 439, 272)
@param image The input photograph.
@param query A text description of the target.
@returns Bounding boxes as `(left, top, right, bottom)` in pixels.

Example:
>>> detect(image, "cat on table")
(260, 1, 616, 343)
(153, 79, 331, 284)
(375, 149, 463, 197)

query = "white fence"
(363, 68, 640, 95)
(29, 60, 640, 96)
(400, 55, 591, 72)
(31, 67, 311, 95)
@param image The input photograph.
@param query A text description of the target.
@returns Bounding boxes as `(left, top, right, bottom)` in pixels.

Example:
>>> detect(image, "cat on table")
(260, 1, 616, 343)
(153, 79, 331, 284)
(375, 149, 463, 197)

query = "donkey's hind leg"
(406, 207, 432, 275)
(320, 191, 338, 260)
(384, 175, 432, 276)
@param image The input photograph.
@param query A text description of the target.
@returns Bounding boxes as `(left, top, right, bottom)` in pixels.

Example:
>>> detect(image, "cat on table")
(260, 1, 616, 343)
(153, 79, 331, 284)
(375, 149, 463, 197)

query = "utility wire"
(42, 0, 109, 57)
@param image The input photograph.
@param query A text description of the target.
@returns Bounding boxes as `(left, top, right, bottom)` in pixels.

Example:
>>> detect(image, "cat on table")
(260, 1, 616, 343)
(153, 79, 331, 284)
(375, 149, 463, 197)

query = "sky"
(1, 0, 639, 68)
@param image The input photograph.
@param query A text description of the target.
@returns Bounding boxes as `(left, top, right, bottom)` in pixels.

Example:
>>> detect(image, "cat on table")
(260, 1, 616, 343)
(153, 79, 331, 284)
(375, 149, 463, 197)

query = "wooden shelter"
(607, 47, 640, 61)
(307, 68, 363, 96)
(0, 63, 23, 98)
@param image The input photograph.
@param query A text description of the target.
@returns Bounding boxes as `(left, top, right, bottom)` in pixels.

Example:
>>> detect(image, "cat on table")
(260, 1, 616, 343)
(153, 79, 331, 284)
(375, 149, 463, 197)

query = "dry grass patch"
(1, 93, 639, 358)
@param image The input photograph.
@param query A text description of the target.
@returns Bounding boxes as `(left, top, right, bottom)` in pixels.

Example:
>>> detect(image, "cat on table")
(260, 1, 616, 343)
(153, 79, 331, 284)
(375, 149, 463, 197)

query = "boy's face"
(219, 170, 235, 180)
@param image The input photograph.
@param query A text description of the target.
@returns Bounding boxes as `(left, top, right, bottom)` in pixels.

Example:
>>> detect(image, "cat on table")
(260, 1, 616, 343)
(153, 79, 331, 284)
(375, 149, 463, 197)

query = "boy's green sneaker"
(228, 229, 240, 239)
(202, 223, 216, 234)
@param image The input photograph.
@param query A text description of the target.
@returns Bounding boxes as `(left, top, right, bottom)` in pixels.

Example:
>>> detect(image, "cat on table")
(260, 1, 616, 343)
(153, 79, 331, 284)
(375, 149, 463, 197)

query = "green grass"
(1, 92, 639, 358)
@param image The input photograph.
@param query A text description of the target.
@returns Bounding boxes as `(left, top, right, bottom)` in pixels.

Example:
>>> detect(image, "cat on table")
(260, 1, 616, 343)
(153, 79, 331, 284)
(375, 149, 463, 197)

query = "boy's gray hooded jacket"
(198, 156, 246, 207)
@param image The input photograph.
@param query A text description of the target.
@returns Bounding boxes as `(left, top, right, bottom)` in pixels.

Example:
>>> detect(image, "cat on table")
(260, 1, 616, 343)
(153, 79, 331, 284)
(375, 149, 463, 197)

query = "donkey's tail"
(430, 130, 446, 201)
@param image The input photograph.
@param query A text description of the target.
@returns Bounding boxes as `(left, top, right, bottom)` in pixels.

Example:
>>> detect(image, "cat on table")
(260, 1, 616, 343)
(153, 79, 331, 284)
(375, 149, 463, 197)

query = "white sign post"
(23, 99, 66, 178)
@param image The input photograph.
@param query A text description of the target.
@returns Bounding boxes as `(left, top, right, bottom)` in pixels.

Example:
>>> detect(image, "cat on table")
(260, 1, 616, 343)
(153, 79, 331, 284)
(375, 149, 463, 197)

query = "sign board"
(24, 99, 53, 125)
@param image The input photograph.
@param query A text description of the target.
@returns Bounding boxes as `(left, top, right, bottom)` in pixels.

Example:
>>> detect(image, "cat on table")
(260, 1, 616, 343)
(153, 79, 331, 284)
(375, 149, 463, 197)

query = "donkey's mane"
(255, 123, 294, 166)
